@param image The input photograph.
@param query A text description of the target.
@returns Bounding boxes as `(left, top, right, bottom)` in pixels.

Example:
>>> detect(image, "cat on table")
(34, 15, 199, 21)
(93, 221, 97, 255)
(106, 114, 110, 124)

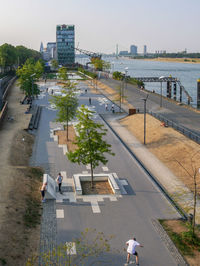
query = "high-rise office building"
(130, 45, 137, 55)
(56, 24, 75, 66)
(47, 42, 56, 59)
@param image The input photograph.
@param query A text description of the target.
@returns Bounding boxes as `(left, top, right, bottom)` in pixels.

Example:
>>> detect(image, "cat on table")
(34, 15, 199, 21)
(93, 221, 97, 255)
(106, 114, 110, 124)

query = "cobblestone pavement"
(38, 200, 57, 265)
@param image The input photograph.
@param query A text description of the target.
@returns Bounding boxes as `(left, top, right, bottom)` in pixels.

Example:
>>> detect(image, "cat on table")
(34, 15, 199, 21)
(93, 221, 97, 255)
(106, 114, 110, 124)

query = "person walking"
(40, 182, 47, 203)
(89, 97, 91, 105)
(105, 103, 108, 111)
(125, 237, 143, 265)
(56, 172, 63, 194)
(111, 104, 115, 113)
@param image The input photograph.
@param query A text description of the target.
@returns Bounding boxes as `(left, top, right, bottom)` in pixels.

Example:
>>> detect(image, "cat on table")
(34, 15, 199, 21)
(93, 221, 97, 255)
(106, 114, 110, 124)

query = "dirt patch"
(9, 129, 34, 166)
(0, 167, 43, 266)
(81, 180, 114, 195)
(54, 126, 77, 152)
(120, 114, 200, 194)
(0, 82, 43, 265)
(161, 220, 200, 265)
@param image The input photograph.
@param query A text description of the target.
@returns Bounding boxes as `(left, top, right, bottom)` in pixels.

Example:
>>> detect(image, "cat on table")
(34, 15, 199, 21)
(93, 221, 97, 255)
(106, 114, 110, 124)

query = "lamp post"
(159, 76, 165, 108)
(121, 71, 126, 102)
(141, 94, 149, 145)
(125, 67, 128, 91)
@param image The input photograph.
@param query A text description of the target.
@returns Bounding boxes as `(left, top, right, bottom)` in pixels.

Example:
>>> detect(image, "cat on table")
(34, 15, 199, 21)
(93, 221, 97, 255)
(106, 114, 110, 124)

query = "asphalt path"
(32, 81, 181, 266)
(100, 77, 200, 136)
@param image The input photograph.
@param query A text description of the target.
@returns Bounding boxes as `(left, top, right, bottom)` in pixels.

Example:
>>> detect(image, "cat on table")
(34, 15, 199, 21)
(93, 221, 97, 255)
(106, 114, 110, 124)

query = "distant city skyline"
(0, 0, 200, 54)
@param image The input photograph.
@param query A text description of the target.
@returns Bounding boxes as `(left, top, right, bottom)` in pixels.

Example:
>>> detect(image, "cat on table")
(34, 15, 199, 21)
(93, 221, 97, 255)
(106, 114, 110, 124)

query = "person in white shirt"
(126, 237, 143, 265)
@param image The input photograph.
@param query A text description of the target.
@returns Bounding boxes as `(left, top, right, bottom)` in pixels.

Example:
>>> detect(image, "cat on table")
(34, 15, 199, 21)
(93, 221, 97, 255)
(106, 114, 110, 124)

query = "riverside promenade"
(95, 76, 200, 224)
(99, 76, 200, 137)
(30, 79, 189, 265)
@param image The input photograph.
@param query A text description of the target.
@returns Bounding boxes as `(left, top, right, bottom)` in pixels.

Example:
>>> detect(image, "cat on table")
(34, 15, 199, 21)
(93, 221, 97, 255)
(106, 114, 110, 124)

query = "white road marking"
(56, 209, 64, 218)
(91, 200, 101, 213)
(82, 171, 88, 174)
(102, 166, 108, 171)
(109, 197, 118, 201)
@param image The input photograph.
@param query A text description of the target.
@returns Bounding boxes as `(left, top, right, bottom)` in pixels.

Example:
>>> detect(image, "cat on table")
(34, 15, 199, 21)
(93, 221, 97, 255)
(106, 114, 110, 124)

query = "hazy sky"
(0, 0, 200, 54)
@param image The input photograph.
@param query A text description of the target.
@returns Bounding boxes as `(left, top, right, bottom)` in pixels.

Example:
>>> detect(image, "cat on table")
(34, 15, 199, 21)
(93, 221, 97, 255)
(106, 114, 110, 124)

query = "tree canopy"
(58, 66, 68, 80)
(50, 81, 78, 140)
(67, 105, 114, 187)
(0, 43, 41, 73)
(91, 58, 110, 71)
(17, 59, 44, 97)
(0, 43, 17, 71)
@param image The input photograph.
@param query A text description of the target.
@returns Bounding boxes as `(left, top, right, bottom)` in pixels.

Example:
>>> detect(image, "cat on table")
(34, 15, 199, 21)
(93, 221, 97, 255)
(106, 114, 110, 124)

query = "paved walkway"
(31, 79, 189, 265)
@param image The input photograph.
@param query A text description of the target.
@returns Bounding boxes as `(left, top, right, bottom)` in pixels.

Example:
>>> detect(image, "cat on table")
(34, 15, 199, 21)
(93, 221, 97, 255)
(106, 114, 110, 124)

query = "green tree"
(51, 59, 58, 70)
(0, 43, 17, 72)
(91, 58, 103, 71)
(17, 59, 41, 97)
(67, 105, 114, 188)
(50, 82, 78, 140)
(115, 84, 126, 112)
(16, 45, 41, 66)
(58, 66, 68, 80)
(112, 71, 123, 80)
(34, 60, 44, 79)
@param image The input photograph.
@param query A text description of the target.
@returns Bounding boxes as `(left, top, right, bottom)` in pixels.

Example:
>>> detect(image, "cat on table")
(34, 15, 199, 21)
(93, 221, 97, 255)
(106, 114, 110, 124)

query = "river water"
(76, 56, 200, 108)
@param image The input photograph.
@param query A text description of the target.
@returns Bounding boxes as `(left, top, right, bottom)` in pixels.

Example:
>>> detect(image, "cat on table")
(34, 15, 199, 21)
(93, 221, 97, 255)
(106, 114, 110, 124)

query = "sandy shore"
(142, 57, 200, 64)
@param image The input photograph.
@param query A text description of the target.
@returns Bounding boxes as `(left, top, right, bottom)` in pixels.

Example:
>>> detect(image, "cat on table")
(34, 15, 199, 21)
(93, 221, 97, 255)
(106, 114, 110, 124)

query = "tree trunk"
(66, 107, 69, 141)
(90, 161, 94, 189)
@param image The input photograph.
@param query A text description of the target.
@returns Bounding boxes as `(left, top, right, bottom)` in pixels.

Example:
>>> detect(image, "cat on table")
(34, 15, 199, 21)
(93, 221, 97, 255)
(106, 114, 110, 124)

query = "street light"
(159, 76, 165, 108)
(121, 71, 125, 103)
(125, 67, 128, 91)
(141, 94, 149, 145)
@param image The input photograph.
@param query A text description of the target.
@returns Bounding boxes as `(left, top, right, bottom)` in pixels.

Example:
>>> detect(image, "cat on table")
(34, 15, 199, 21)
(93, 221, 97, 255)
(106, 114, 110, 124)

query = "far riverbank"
(138, 57, 200, 64)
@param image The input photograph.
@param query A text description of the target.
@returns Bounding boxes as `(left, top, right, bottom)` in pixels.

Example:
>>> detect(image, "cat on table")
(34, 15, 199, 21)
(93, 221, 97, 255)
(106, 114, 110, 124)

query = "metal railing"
(148, 111, 200, 144)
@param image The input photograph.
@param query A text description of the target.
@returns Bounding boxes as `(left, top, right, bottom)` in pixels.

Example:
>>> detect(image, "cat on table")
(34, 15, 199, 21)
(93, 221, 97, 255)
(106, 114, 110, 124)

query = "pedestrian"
(56, 172, 63, 194)
(89, 97, 91, 104)
(85, 88, 87, 93)
(40, 182, 47, 203)
(105, 104, 108, 111)
(111, 104, 115, 113)
(125, 237, 143, 265)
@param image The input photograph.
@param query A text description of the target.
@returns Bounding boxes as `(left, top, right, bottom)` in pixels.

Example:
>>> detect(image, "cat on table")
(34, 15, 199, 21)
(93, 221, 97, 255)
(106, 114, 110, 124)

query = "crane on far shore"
(72, 46, 102, 61)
